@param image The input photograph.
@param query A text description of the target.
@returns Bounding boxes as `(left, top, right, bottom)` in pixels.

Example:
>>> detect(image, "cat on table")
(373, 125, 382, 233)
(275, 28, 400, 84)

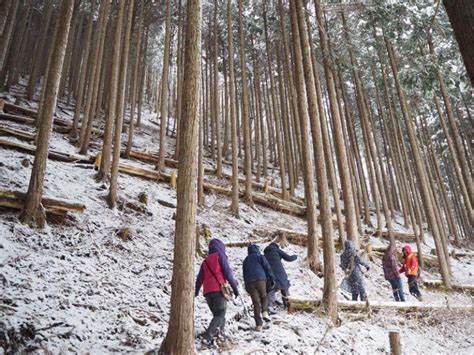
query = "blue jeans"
(388, 278, 405, 302)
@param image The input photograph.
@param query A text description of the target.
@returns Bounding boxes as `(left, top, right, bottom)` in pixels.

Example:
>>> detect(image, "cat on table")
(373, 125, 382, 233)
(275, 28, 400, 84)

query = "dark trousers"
(407, 275, 421, 298)
(245, 280, 268, 326)
(351, 291, 366, 301)
(388, 278, 405, 302)
(268, 287, 289, 308)
(204, 292, 227, 341)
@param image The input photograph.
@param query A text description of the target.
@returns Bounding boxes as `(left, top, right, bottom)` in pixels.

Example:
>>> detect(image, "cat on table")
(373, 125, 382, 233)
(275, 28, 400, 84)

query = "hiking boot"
(262, 311, 271, 322)
(201, 338, 214, 347)
(256, 325, 263, 332)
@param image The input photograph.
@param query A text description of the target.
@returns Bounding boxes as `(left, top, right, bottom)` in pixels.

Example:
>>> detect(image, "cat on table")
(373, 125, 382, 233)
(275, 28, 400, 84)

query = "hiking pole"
(238, 295, 250, 317)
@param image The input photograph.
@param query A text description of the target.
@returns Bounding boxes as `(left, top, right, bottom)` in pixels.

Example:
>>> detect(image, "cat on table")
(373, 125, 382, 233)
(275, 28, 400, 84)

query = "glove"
(366, 266, 370, 271)
(234, 291, 239, 298)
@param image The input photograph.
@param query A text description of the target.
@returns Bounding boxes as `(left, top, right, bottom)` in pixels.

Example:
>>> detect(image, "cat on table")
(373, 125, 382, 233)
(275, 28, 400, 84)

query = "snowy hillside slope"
(0, 89, 473, 354)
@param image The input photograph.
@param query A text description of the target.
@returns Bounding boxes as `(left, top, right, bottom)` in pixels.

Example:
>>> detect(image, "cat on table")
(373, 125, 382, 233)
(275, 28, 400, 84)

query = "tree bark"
(238, 0, 254, 206)
(108, 0, 134, 208)
(0, 0, 20, 73)
(124, 0, 144, 158)
(227, 0, 239, 217)
(159, 0, 201, 352)
(313, 0, 360, 247)
(289, 0, 322, 275)
(19, 0, 75, 227)
(384, 35, 451, 287)
(442, 0, 474, 85)
(157, 0, 172, 171)
(295, 0, 337, 319)
(70, 0, 96, 138)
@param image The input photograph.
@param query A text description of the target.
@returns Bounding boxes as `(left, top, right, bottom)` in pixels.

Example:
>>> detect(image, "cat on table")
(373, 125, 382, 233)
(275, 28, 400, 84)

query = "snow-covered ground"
(1, 87, 473, 354)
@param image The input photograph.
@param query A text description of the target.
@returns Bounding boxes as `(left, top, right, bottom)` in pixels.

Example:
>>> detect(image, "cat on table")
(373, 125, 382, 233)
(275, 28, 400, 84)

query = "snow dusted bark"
(159, 0, 201, 352)
(19, 0, 75, 227)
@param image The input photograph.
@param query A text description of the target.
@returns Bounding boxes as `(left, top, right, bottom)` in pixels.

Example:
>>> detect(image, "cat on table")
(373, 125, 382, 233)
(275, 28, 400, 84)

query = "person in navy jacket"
(195, 238, 238, 345)
(243, 244, 274, 330)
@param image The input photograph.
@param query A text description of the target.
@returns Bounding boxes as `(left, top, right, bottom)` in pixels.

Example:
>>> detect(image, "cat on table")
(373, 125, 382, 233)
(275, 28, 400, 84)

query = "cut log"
(450, 250, 474, 258)
(202, 182, 306, 217)
(0, 189, 85, 214)
(373, 230, 416, 242)
(0, 99, 38, 118)
(116, 162, 171, 182)
(157, 199, 176, 208)
(252, 226, 340, 248)
(423, 279, 474, 292)
(0, 112, 35, 125)
(225, 237, 273, 248)
(371, 250, 439, 268)
(287, 298, 474, 313)
(0, 125, 36, 140)
(0, 138, 93, 163)
(0, 112, 71, 134)
(122, 149, 309, 210)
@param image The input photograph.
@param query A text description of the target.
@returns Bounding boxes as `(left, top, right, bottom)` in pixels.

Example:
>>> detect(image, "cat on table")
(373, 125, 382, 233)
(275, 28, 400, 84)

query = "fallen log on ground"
(122, 149, 214, 173)
(423, 279, 474, 293)
(0, 125, 36, 140)
(0, 99, 37, 118)
(371, 249, 439, 268)
(252, 226, 341, 248)
(202, 182, 306, 217)
(121, 149, 310, 211)
(0, 100, 72, 129)
(0, 190, 85, 214)
(373, 230, 416, 243)
(287, 298, 474, 313)
(0, 112, 35, 125)
(0, 112, 71, 134)
(432, 249, 474, 258)
(451, 250, 474, 258)
(220, 171, 305, 205)
(0, 138, 93, 163)
(225, 238, 273, 248)
(117, 162, 170, 182)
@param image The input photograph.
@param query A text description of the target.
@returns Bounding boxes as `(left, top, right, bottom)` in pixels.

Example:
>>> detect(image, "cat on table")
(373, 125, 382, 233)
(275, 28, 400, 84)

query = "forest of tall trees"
(0, 0, 472, 353)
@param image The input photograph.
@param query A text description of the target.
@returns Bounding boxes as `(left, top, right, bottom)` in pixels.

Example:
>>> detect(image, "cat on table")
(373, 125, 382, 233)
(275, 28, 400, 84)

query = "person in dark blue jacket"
(264, 242, 297, 310)
(243, 244, 274, 330)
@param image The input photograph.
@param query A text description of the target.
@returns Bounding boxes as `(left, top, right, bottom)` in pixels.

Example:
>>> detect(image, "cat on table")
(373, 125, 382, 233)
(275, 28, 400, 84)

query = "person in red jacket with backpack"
(195, 239, 239, 346)
(399, 244, 423, 301)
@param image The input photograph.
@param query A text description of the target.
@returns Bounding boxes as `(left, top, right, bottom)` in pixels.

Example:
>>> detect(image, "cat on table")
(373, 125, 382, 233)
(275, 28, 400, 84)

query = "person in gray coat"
(340, 240, 369, 301)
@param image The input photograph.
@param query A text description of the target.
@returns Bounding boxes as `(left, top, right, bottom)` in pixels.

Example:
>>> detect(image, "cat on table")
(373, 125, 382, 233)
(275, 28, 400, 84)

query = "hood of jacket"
(248, 244, 260, 255)
(402, 244, 412, 255)
(209, 238, 226, 255)
(264, 242, 279, 254)
(344, 240, 356, 256)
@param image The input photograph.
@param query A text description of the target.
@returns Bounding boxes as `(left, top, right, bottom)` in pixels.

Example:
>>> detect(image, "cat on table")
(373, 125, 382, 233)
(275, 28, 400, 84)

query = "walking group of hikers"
(195, 238, 422, 347)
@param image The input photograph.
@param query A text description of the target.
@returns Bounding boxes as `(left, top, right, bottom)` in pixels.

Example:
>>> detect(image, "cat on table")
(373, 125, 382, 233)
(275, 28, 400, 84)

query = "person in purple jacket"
(195, 239, 239, 346)
(382, 242, 405, 302)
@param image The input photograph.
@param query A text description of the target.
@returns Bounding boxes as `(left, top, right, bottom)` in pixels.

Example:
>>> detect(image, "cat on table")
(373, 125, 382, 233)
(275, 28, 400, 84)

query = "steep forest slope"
(1, 85, 472, 354)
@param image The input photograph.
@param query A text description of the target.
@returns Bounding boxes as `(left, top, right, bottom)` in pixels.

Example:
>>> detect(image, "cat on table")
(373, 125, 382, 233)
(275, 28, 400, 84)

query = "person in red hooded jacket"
(399, 244, 423, 301)
(195, 238, 239, 346)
